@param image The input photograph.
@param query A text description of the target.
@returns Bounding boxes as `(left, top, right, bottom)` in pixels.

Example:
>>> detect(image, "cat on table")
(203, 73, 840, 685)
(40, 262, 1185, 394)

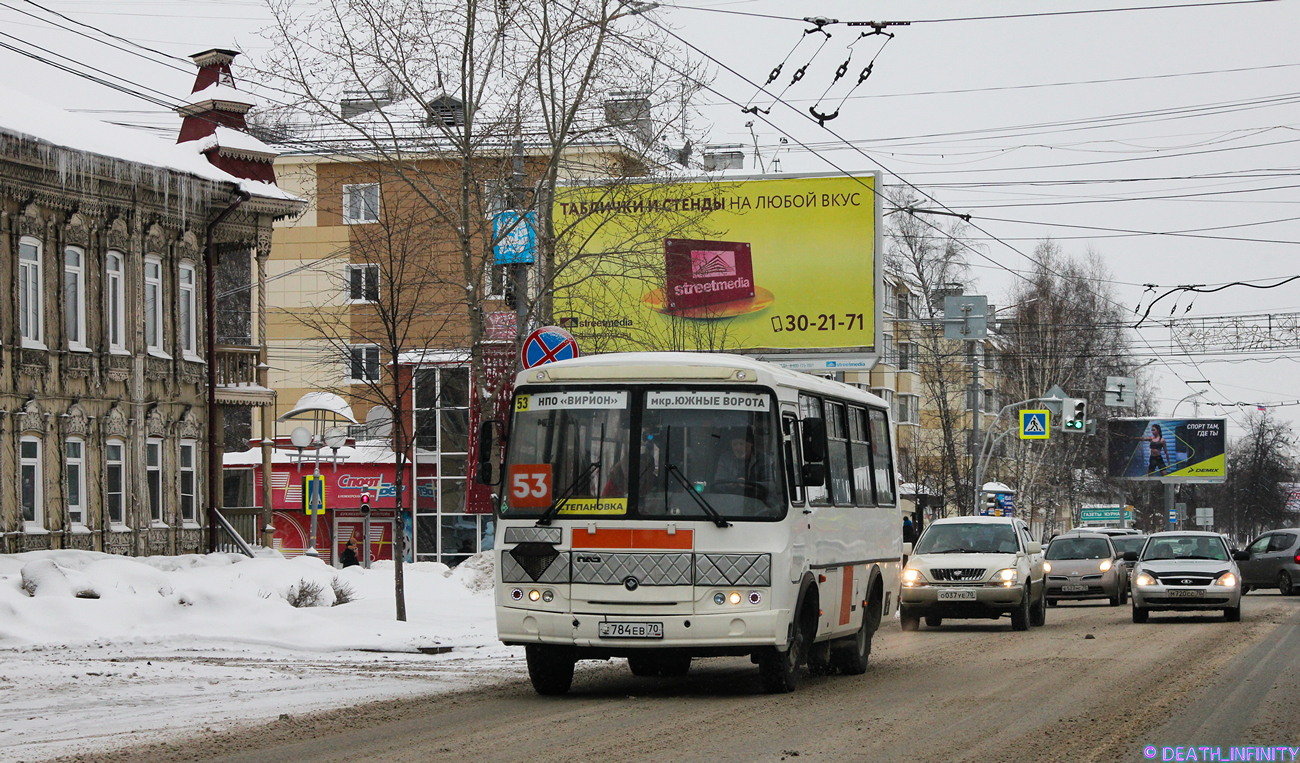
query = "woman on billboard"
(1141, 423, 1168, 476)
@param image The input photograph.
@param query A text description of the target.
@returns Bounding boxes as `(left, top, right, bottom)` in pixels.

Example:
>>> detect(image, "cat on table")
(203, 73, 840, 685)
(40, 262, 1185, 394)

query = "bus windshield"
(502, 387, 783, 521)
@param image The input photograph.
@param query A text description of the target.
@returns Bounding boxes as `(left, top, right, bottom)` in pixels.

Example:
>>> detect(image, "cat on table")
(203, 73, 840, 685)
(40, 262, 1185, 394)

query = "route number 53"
(507, 464, 552, 508)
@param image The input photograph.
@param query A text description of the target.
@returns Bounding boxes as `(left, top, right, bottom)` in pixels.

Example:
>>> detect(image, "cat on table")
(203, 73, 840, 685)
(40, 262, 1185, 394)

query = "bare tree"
(883, 197, 977, 516)
(258, 0, 706, 615)
(1212, 412, 1298, 539)
(998, 241, 1150, 532)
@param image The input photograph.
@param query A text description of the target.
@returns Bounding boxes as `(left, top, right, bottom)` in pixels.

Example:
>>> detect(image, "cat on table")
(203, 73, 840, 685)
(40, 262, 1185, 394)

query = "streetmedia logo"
(664, 238, 755, 310)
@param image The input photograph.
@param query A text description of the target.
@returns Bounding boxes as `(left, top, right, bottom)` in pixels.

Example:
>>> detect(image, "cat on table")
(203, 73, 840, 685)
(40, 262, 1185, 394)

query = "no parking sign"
(521, 326, 579, 369)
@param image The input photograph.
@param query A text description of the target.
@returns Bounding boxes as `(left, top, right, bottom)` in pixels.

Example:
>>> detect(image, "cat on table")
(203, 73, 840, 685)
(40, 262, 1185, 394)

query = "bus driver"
(712, 429, 776, 499)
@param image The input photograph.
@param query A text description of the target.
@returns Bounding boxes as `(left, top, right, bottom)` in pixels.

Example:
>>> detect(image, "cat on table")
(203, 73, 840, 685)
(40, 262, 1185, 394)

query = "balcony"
(214, 345, 275, 405)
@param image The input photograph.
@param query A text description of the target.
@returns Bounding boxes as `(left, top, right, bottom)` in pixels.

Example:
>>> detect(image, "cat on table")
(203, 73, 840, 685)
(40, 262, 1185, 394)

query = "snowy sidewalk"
(0, 551, 519, 762)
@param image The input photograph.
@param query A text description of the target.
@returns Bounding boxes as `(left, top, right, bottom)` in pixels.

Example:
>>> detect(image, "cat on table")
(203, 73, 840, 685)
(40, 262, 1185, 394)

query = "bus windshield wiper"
(665, 463, 730, 528)
(535, 461, 601, 527)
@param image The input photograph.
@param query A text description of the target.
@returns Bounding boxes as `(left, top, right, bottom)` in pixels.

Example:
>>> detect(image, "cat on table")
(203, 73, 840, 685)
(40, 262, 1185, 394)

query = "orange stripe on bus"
(840, 565, 854, 626)
(571, 528, 693, 550)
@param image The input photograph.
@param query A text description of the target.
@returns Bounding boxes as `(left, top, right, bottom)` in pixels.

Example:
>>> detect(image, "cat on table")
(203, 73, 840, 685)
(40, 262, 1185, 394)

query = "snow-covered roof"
(0, 84, 297, 204)
(181, 83, 259, 110)
(223, 442, 435, 466)
(396, 349, 471, 366)
(193, 126, 277, 159)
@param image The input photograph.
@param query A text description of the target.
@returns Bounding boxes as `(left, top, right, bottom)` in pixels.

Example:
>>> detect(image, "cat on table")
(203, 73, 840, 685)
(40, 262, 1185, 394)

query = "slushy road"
(52, 594, 1300, 763)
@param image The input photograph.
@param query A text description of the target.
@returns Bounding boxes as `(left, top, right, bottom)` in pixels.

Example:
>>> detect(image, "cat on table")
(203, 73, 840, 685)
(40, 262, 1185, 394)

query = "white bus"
(479, 352, 903, 694)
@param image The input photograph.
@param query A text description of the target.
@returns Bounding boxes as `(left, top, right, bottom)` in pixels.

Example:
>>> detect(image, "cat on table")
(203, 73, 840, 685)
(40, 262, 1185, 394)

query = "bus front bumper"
(497, 607, 791, 650)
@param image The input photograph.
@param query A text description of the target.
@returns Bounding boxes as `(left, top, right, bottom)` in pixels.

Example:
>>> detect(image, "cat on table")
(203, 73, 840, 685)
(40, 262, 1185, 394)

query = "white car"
(1127, 531, 1245, 623)
(900, 516, 1046, 631)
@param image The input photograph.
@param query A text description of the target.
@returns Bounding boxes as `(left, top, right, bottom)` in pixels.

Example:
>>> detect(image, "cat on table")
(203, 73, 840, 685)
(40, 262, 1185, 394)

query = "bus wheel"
(526, 645, 576, 695)
(627, 653, 661, 677)
(831, 612, 872, 676)
(759, 611, 809, 693)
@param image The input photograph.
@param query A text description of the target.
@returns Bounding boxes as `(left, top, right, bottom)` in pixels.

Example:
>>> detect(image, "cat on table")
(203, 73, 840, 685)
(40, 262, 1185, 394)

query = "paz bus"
(478, 352, 903, 694)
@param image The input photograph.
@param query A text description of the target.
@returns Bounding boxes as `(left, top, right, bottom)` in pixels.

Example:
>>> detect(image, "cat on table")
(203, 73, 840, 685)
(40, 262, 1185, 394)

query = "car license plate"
(1169, 589, 1204, 598)
(937, 589, 977, 601)
(598, 621, 664, 639)
(1062, 585, 1089, 592)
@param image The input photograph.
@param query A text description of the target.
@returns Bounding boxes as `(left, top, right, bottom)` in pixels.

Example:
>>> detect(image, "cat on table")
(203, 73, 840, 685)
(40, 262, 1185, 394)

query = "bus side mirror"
(801, 463, 826, 487)
(476, 420, 501, 486)
(801, 419, 827, 463)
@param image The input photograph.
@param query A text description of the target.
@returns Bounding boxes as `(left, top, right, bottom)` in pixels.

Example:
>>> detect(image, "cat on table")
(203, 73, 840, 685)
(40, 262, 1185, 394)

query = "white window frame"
(898, 341, 916, 372)
(65, 246, 87, 351)
(18, 236, 44, 349)
(20, 436, 43, 528)
(105, 439, 126, 526)
(106, 251, 127, 353)
(144, 256, 167, 357)
(65, 437, 86, 526)
(178, 261, 199, 360)
(346, 263, 380, 303)
(179, 440, 197, 524)
(343, 183, 380, 224)
(349, 344, 381, 383)
(146, 438, 164, 525)
(485, 261, 509, 300)
(897, 393, 921, 426)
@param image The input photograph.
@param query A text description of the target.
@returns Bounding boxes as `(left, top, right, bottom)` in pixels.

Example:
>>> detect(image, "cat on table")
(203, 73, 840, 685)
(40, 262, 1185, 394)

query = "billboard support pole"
(1164, 481, 1177, 531)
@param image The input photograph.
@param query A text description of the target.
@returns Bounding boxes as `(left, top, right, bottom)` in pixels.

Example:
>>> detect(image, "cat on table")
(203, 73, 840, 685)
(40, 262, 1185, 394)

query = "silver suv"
(900, 516, 1046, 631)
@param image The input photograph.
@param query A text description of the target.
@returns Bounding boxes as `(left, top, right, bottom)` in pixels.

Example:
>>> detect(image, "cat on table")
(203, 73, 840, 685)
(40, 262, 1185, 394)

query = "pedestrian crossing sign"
(303, 475, 327, 515)
(1019, 410, 1050, 439)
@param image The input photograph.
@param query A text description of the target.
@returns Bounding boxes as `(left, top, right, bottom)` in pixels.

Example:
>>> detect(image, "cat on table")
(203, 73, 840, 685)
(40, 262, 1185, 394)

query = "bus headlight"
(714, 592, 726, 606)
(542, 590, 555, 602)
(510, 588, 523, 601)
(728, 591, 742, 605)
(748, 591, 762, 605)
(528, 589, 541, 602)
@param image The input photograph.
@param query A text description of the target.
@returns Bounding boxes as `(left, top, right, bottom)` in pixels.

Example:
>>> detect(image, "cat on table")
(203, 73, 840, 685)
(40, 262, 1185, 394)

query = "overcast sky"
(4, 0, 1298, 438)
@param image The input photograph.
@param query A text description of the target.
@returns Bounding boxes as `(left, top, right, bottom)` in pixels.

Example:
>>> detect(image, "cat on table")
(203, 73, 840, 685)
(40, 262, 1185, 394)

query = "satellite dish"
(289, 426, 313, 449)
(365, 406, 393, 438)
(323, 427, 348, 449)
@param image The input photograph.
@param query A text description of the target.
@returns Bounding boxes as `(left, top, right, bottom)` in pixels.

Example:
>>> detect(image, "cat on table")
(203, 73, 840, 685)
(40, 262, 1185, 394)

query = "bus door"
(782, 404, 807, 584)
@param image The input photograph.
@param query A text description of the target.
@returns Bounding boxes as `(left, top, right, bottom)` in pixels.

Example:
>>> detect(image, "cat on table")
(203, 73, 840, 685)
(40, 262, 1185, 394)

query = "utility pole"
(970, 343, 980, 512)
(510, 139, 529, 343)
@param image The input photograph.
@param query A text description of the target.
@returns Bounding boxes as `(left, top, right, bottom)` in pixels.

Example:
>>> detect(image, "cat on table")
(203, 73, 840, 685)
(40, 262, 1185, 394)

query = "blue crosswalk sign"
(1020, 410, 1050, 439)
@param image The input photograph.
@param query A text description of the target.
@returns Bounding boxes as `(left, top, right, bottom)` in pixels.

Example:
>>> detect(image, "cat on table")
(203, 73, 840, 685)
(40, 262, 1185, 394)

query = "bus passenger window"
(868, 408, 896, 505)
(826, 402, 852, 505)
(849, 407, 873, 506)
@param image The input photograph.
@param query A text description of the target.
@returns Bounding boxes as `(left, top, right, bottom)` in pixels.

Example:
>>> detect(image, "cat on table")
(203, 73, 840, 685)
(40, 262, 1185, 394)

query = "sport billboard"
(552, 174, 879, 356)
(1106, 418, 1227, 481)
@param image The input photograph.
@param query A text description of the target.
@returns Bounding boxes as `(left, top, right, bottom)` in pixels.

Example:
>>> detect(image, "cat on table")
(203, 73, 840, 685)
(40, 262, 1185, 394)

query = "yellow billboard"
(553, 174, 879, 354)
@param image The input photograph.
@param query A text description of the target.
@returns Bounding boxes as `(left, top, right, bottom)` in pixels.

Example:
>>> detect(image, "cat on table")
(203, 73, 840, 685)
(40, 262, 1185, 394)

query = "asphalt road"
(51, 593, 1300, 763)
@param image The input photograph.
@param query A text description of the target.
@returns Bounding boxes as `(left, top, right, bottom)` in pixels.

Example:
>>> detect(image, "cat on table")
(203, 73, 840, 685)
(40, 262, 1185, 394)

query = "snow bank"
(0, 550, 498, 653)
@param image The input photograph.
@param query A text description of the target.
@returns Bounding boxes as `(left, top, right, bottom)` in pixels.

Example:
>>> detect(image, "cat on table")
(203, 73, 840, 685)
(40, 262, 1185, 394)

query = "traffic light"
(360, 491, 371, 514)
(1063, 398, 1087, 433)
(984, 494, 997, 515)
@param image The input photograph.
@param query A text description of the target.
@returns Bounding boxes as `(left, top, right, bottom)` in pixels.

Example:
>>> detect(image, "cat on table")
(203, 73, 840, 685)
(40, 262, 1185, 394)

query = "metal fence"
(214, 508, 261, 557)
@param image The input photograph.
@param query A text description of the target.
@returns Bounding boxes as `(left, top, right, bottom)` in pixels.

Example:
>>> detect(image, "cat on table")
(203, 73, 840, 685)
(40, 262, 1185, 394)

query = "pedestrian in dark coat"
(340, 538, 361, 568)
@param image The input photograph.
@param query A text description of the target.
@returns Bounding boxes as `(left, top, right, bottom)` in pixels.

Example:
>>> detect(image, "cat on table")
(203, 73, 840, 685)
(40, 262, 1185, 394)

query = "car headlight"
(1100, 559, 1113, 572)
(902, 567, 927, 587)
(1134, 572, 1158, 587)
(1214, 572, 1237, 588)
(1043, 561, 1052, 573)
(988, 568, 1018, 587)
